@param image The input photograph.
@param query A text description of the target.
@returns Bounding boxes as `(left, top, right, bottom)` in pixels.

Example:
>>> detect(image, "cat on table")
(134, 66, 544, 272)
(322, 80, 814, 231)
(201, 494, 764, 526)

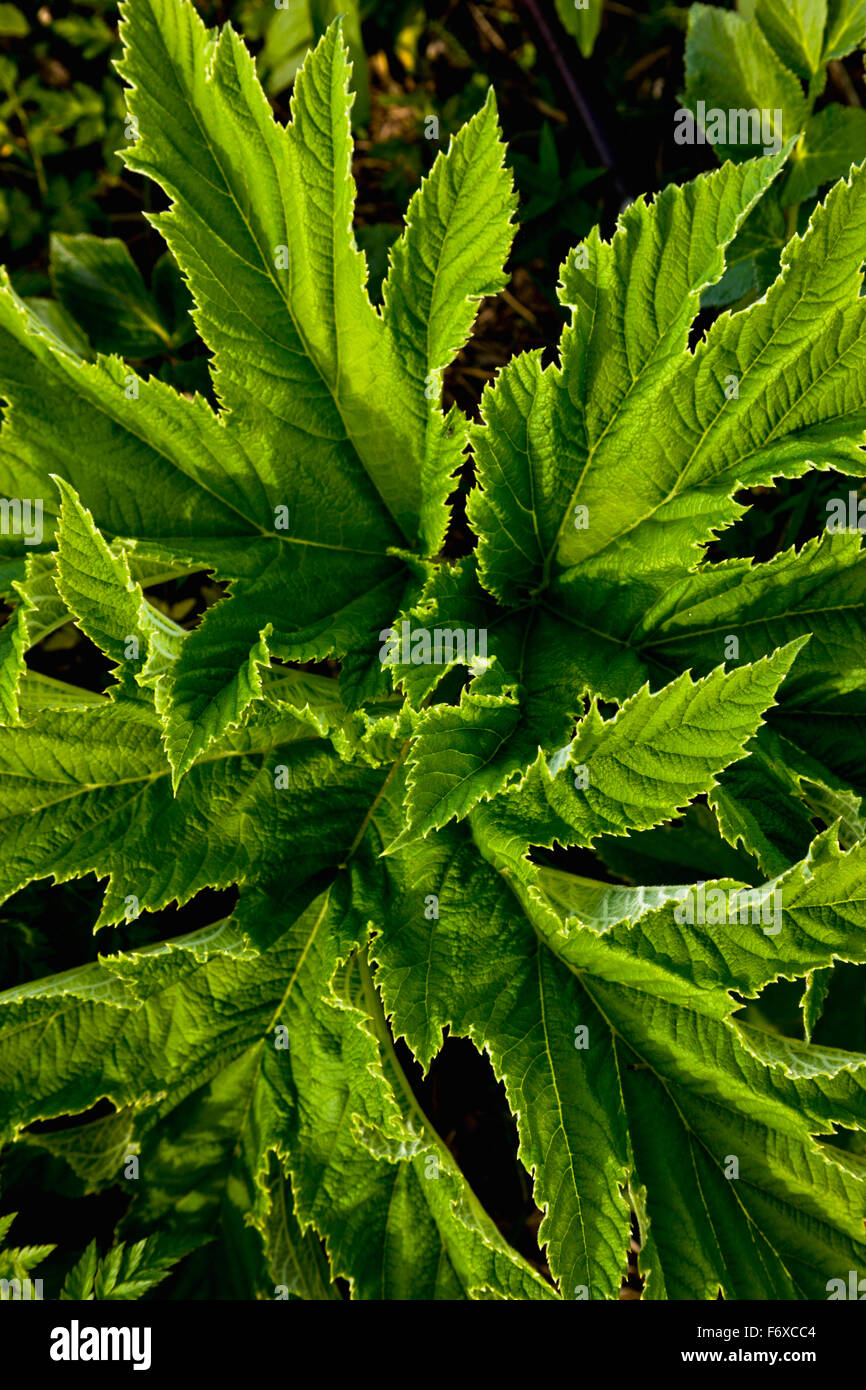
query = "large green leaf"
(0, 880, 553, 1301)
(395, 642, 804, 848)
(374, 817, 866, 1298)
(683, 6, 808, 160)
(0, 0, 516, 784)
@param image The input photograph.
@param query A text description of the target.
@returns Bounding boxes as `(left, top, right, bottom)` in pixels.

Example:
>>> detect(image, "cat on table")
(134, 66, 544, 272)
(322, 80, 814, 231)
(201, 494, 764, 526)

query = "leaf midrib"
(134, 15, 413, 546)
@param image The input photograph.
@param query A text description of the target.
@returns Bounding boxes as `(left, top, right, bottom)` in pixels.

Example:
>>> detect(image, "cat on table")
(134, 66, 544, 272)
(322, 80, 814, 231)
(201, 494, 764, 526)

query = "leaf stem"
(519, 0, 630, 204)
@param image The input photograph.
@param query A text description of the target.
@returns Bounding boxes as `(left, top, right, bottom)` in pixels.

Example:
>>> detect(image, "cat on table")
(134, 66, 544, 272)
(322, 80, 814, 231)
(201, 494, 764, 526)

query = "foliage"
(0, 1207, 187, 1300)
(0, 1, 125, 255)
(0, 0, 365, 266)
(0, 0, 864, 1302)
(683, 0, 866, 306)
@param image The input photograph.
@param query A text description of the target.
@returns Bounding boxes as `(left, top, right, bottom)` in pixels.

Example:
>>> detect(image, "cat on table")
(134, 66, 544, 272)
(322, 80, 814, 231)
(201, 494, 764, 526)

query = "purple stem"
(521, 0, 629, 201)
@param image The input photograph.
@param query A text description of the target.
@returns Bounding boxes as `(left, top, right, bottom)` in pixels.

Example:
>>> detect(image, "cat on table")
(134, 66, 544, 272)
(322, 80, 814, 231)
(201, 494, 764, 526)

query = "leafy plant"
(0, 1209, 55, 1289)
(0, 0, 864, 1302)
(0, 1, 126, 256)
(0, 0, 331, 266)
(683, 0, 866, 306)
(59, 1232, 193, 1300)
(0, 1207, 187, 1300)
(241, 0, 369, 119)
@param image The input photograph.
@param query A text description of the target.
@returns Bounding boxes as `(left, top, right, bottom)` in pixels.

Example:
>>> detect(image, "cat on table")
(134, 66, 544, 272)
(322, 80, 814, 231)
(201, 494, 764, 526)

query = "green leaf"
(116, 0, 486, 553)
(755, 0, 827, 79)
(0, 6, 28, 38)
(0, 1211, 55, 1287)
(700, 193, 787, 310)
(53, 475, 184, 699)
(683, 6, 808, 160)
(0, 886, 554, 1301)
(23, 297, 94, 359)
(382, 90, 516, 553)
(785, 105, 866, 205)
(822, 0, 866, 60)
(60, 1233, 193, 1300)
(0, 0, 512, 784)
(469, 152, 789, 605)
(463, 644, 805, 864)
(711, 725, 866, 875)
(309, 0, 369, 123)
(52, 14, 114, 59)
(803, 967, 833, 1042)
(554, 0, 603, 60)
(634, 531, 866, 706)
(593, 801, 762, 888)
(0, 553, 68, 724)
(0, 699, 390, 929)
(23, 1108, 137, 1191)
(374, 817, 866, 1298)
(50, 235, 180, 358)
